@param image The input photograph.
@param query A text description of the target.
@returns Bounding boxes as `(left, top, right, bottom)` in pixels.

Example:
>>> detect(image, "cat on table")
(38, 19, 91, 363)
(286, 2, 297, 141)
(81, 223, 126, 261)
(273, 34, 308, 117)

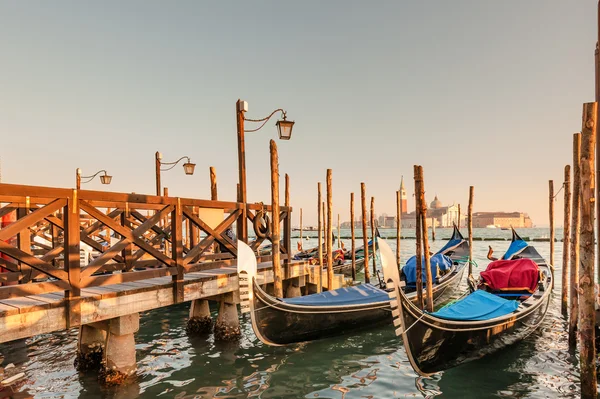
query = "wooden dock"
(0, 182, 336, 384)
(0, 259, 315, 344)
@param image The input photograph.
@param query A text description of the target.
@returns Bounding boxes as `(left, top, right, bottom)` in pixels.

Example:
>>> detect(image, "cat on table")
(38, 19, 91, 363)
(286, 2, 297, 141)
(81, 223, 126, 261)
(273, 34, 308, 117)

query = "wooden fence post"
(172, 198, 184, 303)
(64, 190, 81, 328)
(270, 140, 283, 298)
(569, 132, 582, 349)
(361, 183, 370, 283)
(561, 165, 571, 315)
(578, 102, 597, 398)
(350, 192, 356, 281)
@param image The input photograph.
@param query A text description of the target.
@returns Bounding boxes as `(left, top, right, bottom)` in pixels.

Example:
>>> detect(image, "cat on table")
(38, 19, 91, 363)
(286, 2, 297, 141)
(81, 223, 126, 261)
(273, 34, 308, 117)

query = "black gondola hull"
(397, 287, 551, 374)
(250, 263, 466, 345)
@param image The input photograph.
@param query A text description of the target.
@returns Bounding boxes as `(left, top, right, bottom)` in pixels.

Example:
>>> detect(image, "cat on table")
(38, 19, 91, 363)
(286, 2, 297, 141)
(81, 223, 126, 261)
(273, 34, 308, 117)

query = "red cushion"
(480, 258, 539, 293)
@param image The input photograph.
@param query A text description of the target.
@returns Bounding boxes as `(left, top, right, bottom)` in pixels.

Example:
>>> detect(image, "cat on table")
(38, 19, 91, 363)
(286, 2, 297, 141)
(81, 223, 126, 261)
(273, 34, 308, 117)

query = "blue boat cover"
(502, 240, 528, 260)
(403, 254, 453, 285)
(281, 283, 388, 306)
(430, 290, 519, 321)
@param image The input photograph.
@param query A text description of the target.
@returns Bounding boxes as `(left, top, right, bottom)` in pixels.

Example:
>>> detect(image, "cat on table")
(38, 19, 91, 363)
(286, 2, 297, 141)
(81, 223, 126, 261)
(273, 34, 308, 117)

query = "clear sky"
(0, 1, 597, 227)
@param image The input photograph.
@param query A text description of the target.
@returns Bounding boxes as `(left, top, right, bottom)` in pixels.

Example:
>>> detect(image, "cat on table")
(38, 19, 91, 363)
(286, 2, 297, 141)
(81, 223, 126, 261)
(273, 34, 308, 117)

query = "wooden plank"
(81, 267, 177, 288)
(0, 306, 67, 343)
(0, 280, 70, 300)
(0, 241, 67, 281)
(0, 296, 50, 314)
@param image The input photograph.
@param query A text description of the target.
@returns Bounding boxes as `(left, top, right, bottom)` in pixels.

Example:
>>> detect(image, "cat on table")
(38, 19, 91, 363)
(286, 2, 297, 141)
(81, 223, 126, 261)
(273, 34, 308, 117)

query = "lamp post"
(76, 168, 112, 190)
(235, 99, 295, 242)
(154, 152, 196, 196)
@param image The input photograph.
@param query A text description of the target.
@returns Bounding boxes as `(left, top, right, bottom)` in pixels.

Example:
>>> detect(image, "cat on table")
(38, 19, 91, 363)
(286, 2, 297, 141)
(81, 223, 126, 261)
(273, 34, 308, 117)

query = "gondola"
(237, 225, 469, 346)
(381, 228, 552, 376)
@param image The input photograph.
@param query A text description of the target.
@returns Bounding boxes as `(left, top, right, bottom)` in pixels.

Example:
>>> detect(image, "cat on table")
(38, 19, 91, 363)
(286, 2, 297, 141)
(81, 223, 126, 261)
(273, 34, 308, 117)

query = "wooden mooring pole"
(299, 208, 303, 251)
(569, 132, 581, 349)
(414, 169, 424, 310)
(284, 174, 291, 263)
(468, 187, 474, 276)
(549, 180, 555, 289)
(326, 169, 333, 290)
(350, 193, 356, 281)
(458, 204, 461, 229)
(396, 190, 401, 267)
(270, 140, 283, 298)
(431, 217, 436, 241)
(317, 182, 323, 293)
(416, 165, 434, 312)
(337, 214, 341, 249)
(361, 183, 370, 283)
(370, 197, 376, 278)
(578, 102, 597, 398)
(561, 165, 571, 316)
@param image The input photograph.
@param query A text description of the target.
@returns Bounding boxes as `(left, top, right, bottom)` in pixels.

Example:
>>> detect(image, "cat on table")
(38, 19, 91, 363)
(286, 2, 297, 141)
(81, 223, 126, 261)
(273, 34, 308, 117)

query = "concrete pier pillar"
(186, 299, 213, 335)
(285, 278, 302, 298)
(214, 294, 240, 341)
(75, 325, 107, 371)
(100, 313, 139, 385)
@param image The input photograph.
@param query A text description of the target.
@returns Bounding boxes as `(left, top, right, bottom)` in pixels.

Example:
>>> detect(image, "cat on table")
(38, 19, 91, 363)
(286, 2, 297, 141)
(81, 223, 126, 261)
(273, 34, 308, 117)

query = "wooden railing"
(0, 183, 292, 326)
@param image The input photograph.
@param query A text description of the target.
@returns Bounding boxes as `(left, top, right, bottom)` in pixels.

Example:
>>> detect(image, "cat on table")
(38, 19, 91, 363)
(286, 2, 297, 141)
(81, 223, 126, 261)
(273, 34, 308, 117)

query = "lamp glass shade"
(100, 175, 112, 185)
(183, 162, 196, 175)
(276, 119, 294, 140)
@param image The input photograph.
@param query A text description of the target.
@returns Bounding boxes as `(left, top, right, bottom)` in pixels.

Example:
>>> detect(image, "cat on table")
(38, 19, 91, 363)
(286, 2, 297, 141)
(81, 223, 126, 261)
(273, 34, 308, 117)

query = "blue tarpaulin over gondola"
(281, 284, 388, 306)
(403, 254, 453, 285)
(429, 290, 519, 321)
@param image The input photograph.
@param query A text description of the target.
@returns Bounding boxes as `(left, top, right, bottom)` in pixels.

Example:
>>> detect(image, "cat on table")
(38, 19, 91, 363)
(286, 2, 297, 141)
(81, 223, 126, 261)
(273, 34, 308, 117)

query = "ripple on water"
(0, 235, 584, 398)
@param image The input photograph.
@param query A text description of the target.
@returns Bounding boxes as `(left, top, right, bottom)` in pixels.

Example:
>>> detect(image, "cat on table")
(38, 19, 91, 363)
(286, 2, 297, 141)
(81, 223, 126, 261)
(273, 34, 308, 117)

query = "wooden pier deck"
(0, 259, 314, 343)
(0, 182, 337, 352)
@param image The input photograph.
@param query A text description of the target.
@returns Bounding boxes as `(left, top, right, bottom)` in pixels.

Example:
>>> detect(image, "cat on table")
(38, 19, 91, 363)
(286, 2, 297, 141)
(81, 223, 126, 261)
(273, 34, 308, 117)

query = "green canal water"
(0, 228, 582, 398)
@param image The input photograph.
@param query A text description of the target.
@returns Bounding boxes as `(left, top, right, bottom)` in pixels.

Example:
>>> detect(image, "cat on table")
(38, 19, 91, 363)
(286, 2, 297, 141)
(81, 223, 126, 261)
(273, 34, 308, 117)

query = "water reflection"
(0, 230, 583, 398)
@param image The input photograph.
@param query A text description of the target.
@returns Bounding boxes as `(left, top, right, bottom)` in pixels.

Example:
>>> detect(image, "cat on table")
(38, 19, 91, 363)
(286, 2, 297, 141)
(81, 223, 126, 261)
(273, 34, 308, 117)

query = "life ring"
(253, 210, 271, 239)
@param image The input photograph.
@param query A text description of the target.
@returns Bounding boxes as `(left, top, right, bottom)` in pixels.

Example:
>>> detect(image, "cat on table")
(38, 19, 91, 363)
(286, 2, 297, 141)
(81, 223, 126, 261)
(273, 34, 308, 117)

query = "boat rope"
(402, 313, 427, 335)
(552, 183, 565, 200)
(455, 256, 478, 268)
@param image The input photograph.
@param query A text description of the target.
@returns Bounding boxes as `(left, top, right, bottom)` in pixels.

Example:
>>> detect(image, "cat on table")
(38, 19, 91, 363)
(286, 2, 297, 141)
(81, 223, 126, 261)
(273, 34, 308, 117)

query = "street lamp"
(236, 99, 295, 241)
(76, 168, 112, 190)
(155, 151, 196, 196)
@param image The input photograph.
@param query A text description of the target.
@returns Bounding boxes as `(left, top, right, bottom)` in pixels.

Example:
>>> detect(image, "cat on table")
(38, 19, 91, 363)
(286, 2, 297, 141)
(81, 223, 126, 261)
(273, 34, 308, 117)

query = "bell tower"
(400, 176, 408, 214)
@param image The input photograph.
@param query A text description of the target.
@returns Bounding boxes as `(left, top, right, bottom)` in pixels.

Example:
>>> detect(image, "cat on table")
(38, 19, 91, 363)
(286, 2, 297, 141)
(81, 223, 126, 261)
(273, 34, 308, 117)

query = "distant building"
(472, 212, 533, 228)
(400, 196, 462, 228)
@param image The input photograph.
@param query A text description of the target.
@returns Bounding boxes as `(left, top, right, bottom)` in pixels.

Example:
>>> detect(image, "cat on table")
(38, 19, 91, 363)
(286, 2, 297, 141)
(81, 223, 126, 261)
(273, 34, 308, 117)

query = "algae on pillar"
(75, 324, 107, 371)
(214, 293, 241, 341)
(100, 313, 140, 386)
(187, 299, 213, 335)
